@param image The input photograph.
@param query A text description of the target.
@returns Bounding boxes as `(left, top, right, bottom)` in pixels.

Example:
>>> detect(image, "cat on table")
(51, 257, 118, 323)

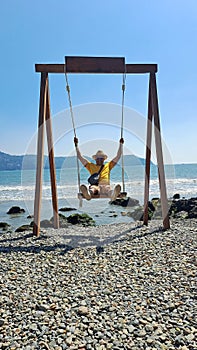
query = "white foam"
(1, 176, 197, 202)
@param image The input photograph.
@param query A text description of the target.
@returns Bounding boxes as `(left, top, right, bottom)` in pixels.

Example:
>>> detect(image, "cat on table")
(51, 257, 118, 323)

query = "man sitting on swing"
(74, 137, 124, 201)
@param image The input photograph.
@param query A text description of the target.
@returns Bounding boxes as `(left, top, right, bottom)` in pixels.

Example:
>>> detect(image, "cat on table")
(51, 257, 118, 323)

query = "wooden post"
(143, 75, 153, 225)
(33, 72, 48, 236)
(45, 76, 59, 229)
(150, 73, 170, 229)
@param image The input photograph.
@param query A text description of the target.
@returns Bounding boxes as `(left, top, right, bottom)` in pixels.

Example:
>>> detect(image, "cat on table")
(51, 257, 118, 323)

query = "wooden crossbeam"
(35, 64, 65, 74)
(35, 63, 157, 74)
(126, 64, 157, 74)
(65, 56, 125, 73)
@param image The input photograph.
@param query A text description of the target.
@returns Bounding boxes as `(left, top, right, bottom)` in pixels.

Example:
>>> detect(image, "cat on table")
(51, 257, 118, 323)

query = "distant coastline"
(0, 151, 152, 171)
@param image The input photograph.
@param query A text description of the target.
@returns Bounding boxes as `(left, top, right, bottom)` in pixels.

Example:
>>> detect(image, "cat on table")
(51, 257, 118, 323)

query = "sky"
(0, 0, 196, 164)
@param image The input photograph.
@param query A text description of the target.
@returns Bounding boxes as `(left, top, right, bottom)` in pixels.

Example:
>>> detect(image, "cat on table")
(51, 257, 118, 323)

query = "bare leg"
(99, 185, 112, 197)
(80, 184, 91, 200)
(111, 184, 121, 201)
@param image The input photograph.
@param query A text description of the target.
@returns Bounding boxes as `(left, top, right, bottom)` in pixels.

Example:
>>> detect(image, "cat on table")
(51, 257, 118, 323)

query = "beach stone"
(0, 218, 196, 349)
(66, 336, 73, 345)
(7, 206, 25, 214)
(186, 333, 195, 341)
(175, 334, 185, 346)
(35, 303, 48, 312)
(29, 323, 38, 331)
(96, 246, 104, 254)
(77, 306, 89, 315)
(175, 210, 189, 219)
(127, 325, 135, 333)
(0, 222, 10, 231)
(173, 193, 180, 199)
(59, 207, 77, 212)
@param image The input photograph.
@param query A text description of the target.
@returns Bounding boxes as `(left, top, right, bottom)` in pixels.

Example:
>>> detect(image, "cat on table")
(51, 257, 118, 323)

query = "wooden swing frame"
(33, 56, 170, 237)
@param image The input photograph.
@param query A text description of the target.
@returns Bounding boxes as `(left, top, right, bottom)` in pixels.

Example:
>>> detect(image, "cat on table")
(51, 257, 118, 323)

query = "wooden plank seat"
(78, 191, 127, 200)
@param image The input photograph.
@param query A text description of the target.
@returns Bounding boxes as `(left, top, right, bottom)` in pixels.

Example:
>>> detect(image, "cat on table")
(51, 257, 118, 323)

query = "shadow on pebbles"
(0, 219, 196, 349)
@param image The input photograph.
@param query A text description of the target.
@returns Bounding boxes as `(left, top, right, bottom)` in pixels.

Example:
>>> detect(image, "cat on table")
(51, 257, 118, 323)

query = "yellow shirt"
(85, 161, 115, 185)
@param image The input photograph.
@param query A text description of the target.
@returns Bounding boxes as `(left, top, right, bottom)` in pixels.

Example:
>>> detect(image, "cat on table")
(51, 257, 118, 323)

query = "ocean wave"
(0, 177, 196, 201)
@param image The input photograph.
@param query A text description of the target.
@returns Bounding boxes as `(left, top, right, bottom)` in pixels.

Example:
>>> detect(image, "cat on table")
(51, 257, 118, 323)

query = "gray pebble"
(0, 218, 196, 348)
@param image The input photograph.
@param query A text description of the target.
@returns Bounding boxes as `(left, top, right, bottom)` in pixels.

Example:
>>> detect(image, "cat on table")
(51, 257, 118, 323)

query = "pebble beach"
(0, 219, 196, 350)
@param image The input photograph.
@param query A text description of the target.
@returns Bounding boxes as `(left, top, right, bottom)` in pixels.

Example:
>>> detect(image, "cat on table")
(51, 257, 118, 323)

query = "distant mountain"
(0, 151, 153, 171)
(123, 154, 151, 166)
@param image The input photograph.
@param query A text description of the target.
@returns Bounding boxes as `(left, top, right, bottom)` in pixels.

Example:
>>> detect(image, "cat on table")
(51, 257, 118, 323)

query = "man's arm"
(74, 137, 88, 166)
(111, 138, 124, 165)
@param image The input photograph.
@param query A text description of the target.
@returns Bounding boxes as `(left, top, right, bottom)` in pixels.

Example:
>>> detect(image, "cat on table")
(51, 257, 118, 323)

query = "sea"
(0, 163, 197, 230)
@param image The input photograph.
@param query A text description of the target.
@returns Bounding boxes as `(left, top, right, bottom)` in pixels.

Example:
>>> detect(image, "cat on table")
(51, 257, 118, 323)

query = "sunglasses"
(96, 157, 104, 160)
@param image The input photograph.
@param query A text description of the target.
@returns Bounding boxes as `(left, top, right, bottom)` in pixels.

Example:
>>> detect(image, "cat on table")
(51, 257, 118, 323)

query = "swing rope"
(121, 69, 126, 193)
(64, 64, 81, 194)
(64, 62, 127, 198)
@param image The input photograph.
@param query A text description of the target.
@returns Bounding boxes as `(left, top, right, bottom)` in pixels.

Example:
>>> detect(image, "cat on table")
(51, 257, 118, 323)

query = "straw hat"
(92, 150, 107, 160)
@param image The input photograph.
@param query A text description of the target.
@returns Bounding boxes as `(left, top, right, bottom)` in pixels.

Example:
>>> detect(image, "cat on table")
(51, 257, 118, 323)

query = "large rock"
(110, 197, 140, 207)
(7, 206, 25, 214)
(52, 213, 68, 228)
(0, 222, 11, 231)
(128, 201, 155, 221)
(40, 220, 53, 228)
(173, 193, 180, 199)
(59, 207, 77, 212)
(127, 206, 143, 220)
(30, 214, 68, 229)
(124, 196, 197, 222)
(169, 197, 197, 219)
(15, 225, 32, 232)
(59, 215, 69, 228)
(188, 206, 197, 218)
(67, 213, 95, 226)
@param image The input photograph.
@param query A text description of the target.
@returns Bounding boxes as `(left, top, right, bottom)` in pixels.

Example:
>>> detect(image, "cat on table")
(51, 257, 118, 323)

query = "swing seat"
(78, 191, 127, 200)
